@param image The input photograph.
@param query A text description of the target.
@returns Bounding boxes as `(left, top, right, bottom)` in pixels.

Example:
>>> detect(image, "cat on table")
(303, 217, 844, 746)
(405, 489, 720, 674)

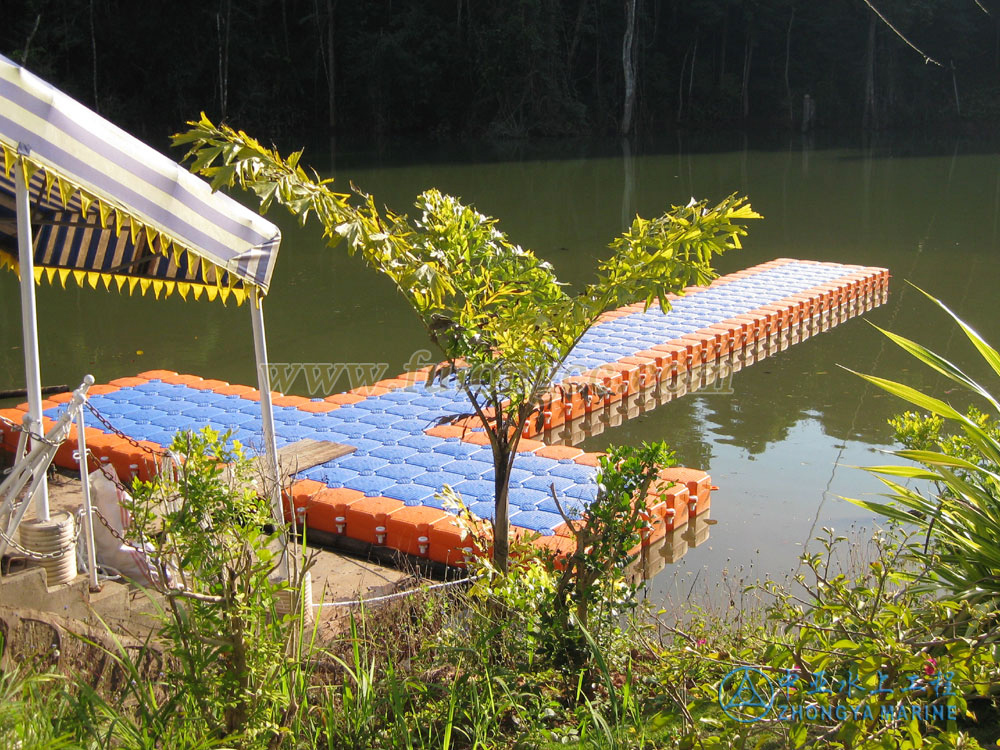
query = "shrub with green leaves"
(120, 427, 314, 748)
(847, 288, 1000, 602)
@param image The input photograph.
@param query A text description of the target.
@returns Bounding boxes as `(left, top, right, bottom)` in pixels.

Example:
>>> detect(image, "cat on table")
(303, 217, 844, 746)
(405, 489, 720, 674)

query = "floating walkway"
(0, 259, 888, 566)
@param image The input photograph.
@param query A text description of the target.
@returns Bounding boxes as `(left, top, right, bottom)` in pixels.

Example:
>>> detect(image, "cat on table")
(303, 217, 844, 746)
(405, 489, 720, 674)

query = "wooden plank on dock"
(228, 439, 356, 491)
(277, 438, 355, 476)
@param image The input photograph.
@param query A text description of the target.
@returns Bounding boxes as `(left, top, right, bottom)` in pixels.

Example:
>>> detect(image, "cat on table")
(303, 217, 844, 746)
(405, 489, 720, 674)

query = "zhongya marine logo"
(718, 667, 775, 723)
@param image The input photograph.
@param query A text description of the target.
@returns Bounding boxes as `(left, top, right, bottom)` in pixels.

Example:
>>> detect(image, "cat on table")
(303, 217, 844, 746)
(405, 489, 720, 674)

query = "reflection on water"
(2, 131, 998, 603)
(631, 511, 714, 584)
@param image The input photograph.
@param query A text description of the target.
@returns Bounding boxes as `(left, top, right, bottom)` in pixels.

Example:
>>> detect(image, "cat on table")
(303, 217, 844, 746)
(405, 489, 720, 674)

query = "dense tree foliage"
(2, 1, 997, 143)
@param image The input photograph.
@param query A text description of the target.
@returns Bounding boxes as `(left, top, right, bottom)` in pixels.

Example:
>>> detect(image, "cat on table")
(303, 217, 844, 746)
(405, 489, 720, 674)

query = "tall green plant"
(847, 287, 1000, 601)
(173, 116, 759, 571)
(125, 427, 314, 748)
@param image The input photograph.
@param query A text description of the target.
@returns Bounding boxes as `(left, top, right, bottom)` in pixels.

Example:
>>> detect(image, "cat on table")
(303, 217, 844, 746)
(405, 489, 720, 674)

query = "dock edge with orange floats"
(0, 258, 888, 568)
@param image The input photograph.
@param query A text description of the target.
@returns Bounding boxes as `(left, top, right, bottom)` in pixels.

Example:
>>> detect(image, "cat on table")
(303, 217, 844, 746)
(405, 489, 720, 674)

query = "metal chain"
(0, 514, 83, 560)
(0, 412, 62, 447)
(85, 402, 171, 458)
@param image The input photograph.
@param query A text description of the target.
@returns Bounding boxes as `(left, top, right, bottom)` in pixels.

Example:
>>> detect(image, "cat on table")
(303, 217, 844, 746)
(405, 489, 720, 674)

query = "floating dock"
(0, 259, 888, 566)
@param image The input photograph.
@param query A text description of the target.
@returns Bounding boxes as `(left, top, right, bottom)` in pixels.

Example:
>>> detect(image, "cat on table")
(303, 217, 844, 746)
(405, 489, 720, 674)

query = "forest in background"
(1, 0, 998, 147)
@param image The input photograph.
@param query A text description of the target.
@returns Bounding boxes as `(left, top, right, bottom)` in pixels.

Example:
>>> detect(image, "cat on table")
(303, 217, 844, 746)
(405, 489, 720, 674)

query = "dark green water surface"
(2, 133, 999, 599)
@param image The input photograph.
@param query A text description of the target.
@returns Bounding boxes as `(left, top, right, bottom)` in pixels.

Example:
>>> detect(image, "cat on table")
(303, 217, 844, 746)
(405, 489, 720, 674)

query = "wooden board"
(225, 439, 355, 491)
(276, 438, 356, 477)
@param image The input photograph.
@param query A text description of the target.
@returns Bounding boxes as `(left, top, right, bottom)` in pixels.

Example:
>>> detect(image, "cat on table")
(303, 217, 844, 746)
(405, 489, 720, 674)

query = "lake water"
(3, 131, 999, 602)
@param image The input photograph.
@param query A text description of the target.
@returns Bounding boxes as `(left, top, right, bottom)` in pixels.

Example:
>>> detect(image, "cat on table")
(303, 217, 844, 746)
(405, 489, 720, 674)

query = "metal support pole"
(76, 378, 100, 591)
(250, 289, 289, 580)
(14, 158, 49, 521)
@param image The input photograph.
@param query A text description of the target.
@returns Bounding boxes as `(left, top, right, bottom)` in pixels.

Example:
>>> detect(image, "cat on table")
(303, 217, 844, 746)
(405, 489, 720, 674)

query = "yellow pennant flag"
(98, 201, 112, 229)
(57, 268, 70, 289)
(57, 177, 75, 208)
(79, 191, 94, 218)
(2, 145, 14, 178)
(20, 157, 38, 184)
(43, 170, 57, 201)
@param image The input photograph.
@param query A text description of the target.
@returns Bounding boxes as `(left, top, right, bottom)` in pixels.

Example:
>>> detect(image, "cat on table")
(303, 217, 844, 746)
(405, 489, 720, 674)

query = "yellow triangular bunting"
(44, 267, 56, 284)
(100, 273, 113, 290)
(57, 268, 70, 289)
(98, 201, 112, 229)
(32, 266, 43, 283)
(72, 270, 86, 288)
(145, 225, 157, 251)
(177, 282, 190, 300)
(129, 217, 140, 245)
(218, 286, 231, 305)
(231, 288, 246, 306)
(87, 272, 99, 289)
(205, 285, 218, 302)
(43, 170, 57, 201)
(128, 277, 139, 294)
(20, 158, 38, 184)
(152, 279, 163, 299)
(114, 208, 125, 236)
(57, 177, 74, 208)
(2, 145, 14, 178)
(192, 285, 204, 301)
(139, 278, 151, 296)
(79, 192, 93, 218)
(115, 275, 127, 292)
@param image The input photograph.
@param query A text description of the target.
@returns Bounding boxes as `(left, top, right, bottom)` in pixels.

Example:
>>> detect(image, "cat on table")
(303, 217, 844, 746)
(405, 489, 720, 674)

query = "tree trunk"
(688, 34, 698, 102)
(740, 31, 752, 119)
(718, 9, 728, 90)
(492, 444, 511, 572)
(784, 3, 795, 126)
(676, 42, 690, 122)
(863, 13, 877, 130)
(567, 0, 588, 71)
(621, 0, 639, 135)
(89, 0, 99, 113)
(217, 0, 231, 120)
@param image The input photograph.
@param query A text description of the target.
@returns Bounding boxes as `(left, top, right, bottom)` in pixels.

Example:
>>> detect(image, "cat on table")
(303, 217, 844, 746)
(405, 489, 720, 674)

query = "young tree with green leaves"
(173, 115, 760, 571)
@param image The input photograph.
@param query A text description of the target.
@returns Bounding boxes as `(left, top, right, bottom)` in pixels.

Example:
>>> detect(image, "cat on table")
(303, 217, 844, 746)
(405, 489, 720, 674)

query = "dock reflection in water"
(630, 511, 714, 583)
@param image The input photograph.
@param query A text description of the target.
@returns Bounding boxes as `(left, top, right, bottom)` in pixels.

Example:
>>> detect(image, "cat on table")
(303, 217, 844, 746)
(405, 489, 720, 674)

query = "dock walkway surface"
(1, 259, 888, 566)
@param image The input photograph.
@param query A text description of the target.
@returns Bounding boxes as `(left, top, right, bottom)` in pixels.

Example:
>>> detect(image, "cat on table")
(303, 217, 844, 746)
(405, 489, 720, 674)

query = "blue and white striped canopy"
(0, 53, 281, 304)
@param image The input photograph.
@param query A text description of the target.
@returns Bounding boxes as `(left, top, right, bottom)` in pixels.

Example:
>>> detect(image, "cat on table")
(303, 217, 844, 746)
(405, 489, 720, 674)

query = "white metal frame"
(15, 161, 49, 522)
(0, 376, 99, 590)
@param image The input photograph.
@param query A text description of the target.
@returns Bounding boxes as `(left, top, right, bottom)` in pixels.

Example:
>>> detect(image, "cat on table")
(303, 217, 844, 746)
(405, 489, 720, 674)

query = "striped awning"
(0, 53, 281, 304)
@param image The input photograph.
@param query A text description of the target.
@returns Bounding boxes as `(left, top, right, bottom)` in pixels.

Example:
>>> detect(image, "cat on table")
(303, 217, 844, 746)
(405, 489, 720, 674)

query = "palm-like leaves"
(846, 285, 1000, 600)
